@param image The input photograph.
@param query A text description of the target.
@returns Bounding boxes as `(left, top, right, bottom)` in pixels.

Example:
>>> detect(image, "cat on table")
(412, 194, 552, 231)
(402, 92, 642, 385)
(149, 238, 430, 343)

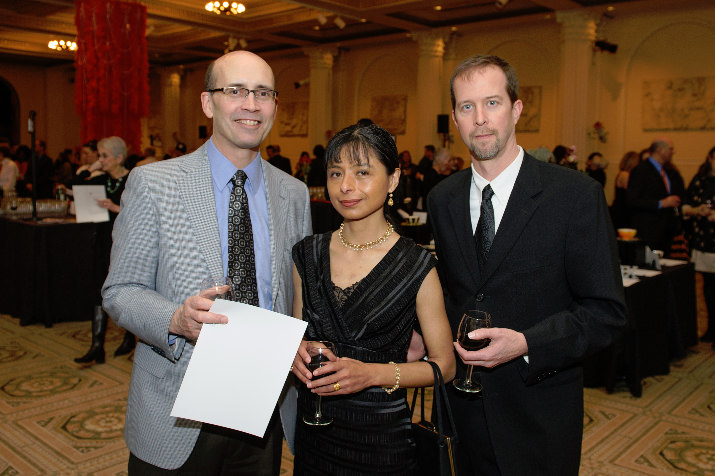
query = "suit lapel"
(262, 161, 289, 307)
(445, 170, 480, 290)
(178, 146, 223, 279)
(478, 155, 542, 287)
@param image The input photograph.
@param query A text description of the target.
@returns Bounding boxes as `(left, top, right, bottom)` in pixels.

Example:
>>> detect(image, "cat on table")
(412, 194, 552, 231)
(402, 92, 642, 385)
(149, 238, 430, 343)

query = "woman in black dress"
(74, 136, 135, 364)
(291, 124, 455, 475)
(682, 146, 715, 344)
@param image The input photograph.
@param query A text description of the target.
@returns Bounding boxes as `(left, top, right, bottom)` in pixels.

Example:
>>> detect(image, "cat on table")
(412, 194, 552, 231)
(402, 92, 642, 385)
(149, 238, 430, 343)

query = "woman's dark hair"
(696, 146, 715, 177)
(13, 145, 31, 162)
(83, 139, 98, 152)
(324, 123, 398, 173)
(552, 145, 568, 164)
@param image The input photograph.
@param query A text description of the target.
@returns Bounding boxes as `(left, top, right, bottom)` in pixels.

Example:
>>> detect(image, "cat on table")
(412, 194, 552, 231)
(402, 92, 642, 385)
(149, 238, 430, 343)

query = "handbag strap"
(410, 380, 427, 421)
(428, 360, 459, 444)
(410, 361, 459, 444)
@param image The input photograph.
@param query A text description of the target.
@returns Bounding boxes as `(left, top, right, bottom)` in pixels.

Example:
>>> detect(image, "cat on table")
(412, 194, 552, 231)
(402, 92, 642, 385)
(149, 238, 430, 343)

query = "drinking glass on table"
(453, 310, 492, 393)
(199, 277, 235, 301)
(303, 341, 337, 426)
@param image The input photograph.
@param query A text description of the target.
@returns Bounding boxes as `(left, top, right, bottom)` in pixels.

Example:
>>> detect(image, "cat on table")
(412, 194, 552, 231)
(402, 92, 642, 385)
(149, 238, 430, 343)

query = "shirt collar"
(471, 146, 524, 201)
(207, 137, 263, 191)
(647, 156, 663, 172)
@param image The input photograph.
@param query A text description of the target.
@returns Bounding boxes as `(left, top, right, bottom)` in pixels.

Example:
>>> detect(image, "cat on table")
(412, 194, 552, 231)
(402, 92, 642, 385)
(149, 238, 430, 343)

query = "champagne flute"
(453, 310, 492, 393)
(199, 277, 235, 301)
(303, 341, 337, 426)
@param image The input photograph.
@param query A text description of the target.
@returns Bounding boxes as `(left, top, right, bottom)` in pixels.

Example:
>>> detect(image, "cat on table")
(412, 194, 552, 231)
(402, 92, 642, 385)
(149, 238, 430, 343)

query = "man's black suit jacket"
(269, 154, 292, 175)
(626, 159, 685, 251)
(427, 154, 626, 476)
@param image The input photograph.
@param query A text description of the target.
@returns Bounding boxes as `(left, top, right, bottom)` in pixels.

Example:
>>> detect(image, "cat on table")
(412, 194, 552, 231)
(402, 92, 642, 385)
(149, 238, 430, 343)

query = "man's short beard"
(469, 138, 500, 160)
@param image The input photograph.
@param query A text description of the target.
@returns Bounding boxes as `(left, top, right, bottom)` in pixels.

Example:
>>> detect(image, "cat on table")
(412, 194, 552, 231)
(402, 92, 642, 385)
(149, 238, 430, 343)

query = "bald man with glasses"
(103, 51, 312, 475)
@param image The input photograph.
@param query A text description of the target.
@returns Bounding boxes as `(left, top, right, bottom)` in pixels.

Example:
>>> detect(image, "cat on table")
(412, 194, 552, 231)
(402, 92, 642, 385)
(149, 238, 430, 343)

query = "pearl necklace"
(339, 222, 394, 252)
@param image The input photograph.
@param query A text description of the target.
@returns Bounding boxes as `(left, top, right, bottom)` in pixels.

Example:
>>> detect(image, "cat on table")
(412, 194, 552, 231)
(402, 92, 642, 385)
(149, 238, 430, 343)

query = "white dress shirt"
(469, 146, 524, 235)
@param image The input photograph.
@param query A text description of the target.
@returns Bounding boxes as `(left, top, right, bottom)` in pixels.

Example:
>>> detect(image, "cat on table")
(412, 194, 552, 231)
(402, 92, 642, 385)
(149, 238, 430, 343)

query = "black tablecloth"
(0, 217, 100, 327)
(583, 263, 697, 396)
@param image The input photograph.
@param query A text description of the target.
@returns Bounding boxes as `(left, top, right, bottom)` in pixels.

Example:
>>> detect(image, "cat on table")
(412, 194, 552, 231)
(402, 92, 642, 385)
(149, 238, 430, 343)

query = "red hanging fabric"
(74, 0, 149, 154)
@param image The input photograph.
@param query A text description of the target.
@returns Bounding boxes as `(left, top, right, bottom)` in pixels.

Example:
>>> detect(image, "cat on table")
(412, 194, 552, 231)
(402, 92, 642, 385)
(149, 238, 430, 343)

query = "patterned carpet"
(0, 291, 712, 475)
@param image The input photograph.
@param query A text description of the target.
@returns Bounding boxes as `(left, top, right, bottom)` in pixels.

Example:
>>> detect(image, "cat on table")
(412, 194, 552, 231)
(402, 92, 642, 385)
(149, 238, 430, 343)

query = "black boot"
(114, 330, 136, 357)
(74, 306, 107, 364)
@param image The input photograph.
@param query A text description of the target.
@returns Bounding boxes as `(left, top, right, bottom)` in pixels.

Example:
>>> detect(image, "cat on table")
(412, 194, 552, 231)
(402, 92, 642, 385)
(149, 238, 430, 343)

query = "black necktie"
(475, 184, 495, 267)
(228, 170, 259, 306)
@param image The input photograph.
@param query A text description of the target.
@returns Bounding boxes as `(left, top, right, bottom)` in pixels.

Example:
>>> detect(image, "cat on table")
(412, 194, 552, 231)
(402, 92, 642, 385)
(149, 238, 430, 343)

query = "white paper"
(631, 268, 661, 278)
(622, 277, 639, 287)
(171, 300, 307, 438)
(72, 185, 109, 223)
(659, 258, 688, 267)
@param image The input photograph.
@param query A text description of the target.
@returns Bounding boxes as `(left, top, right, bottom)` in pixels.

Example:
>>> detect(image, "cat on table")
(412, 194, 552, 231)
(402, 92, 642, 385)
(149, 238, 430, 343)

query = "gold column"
(304, 47, 337, 148)
(556, 10, 597, 168)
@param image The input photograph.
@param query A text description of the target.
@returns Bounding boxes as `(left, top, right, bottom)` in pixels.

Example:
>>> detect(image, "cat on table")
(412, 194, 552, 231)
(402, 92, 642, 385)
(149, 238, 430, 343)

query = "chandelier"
(48, 40, 77, 52)
(205, 2, 246, 15)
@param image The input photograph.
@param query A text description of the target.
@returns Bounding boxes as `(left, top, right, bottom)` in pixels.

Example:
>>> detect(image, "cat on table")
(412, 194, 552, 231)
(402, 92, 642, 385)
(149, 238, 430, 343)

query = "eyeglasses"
(207, 86, 278, 103)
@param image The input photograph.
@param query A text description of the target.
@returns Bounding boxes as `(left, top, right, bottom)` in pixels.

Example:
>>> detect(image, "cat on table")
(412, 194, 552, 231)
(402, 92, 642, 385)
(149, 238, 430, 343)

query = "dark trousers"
(128, 410, 283, 476)
(446, 385, 501, 476)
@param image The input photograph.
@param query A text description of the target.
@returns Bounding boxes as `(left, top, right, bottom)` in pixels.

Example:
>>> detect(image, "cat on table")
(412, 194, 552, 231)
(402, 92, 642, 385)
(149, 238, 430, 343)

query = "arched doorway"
(0, 76, 20, 147)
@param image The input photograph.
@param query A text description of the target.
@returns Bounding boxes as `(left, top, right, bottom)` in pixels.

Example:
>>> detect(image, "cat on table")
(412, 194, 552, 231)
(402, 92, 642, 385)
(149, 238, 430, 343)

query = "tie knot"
(232, 169, 248, 188)
(482, 184, 494, 202)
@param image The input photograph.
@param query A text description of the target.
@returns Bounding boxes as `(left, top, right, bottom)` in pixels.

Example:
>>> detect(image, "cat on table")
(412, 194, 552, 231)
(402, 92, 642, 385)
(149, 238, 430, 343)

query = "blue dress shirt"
(647, 157, 670, 209)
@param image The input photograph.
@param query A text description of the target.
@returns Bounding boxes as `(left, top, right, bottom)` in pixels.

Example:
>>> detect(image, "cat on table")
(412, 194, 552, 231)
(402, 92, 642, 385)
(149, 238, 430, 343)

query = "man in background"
(266, 144, 292, 174)
(627, 137, 685, 253)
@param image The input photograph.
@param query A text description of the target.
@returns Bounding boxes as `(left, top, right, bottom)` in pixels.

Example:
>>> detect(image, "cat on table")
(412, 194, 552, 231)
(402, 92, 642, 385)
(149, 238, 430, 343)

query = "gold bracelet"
(383, 361, 400, 394)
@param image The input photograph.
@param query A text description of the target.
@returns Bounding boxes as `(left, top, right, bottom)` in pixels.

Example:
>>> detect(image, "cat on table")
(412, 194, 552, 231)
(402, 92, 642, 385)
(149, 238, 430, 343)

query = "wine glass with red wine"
(453, 310, 492, 393)
(303, 341, 337, 426)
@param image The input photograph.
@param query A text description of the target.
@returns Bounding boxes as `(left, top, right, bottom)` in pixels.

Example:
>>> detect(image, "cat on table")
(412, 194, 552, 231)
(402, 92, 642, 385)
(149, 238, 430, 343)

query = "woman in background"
(291, 123, 455, 475)
(74, 136, 135, 364)
(682, 146, 715, 345)
(610, 150, 640, 230)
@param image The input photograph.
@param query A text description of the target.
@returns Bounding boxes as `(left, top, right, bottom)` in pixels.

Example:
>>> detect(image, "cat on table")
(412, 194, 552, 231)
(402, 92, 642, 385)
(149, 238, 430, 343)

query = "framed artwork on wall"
(370, 95, 407, 135)
(278, 101, 309, 137)
(643, 77, 715, 131)
(516, 86, 541, 133)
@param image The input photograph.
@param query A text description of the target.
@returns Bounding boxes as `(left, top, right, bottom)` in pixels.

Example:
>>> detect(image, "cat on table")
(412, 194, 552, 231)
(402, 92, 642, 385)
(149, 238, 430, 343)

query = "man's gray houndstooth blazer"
(102, 143, 312, 470)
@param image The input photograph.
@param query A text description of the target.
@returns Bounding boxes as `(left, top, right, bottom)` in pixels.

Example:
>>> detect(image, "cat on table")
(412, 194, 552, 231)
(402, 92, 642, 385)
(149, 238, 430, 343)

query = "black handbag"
(411, 360, 459, 476)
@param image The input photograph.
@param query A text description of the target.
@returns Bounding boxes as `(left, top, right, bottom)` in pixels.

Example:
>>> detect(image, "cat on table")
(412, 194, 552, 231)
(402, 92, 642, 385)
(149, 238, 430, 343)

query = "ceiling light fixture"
(205, 2, 245, 15)
(495, 0, 510, 8)
(317, 13, 327, 25)
(48, 40, 77, 52)
(334, 16, 346, 30)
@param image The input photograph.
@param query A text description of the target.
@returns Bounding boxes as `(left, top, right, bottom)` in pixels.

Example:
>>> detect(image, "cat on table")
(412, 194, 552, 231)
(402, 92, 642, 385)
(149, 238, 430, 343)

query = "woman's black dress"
(292, 233, 437, 476)
(74, 171, 127, 303)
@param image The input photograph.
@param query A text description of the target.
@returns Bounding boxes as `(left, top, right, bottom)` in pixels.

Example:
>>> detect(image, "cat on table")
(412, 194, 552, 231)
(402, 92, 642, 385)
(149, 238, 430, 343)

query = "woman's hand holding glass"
(302, 341, 338, 426)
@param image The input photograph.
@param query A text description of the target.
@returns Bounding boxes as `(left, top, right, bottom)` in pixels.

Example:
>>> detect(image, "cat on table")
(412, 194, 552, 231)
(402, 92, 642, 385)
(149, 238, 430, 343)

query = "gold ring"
(333, 382, 341, 392)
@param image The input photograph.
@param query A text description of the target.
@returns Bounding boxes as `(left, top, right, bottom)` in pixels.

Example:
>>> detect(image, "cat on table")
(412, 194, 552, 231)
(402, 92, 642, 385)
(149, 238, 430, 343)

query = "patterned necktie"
(474, 184, 495, 268)
(228, 170, 259, 306)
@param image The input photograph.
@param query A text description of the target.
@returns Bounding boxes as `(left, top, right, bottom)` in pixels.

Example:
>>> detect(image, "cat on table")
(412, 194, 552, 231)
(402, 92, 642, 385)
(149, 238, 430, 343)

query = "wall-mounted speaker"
(437, 114, 449, 134)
